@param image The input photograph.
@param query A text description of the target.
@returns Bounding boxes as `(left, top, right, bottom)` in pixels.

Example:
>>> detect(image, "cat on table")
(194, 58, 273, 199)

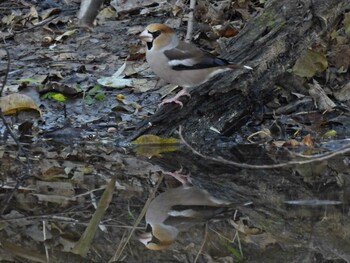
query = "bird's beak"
(139, 29, 153, 42)
(138, 231, 153, 246)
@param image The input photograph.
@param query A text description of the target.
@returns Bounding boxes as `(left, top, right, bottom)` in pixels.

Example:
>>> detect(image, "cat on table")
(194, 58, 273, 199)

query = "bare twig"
(178, 126, 350, 169)
(0, 47, 32, 216)
(8, 15, 59, 35)
(109, 173, 164, 262)
(194, 222, 208, 263)
(0, 47, 10, 95)
(210, 225, 244, 259)
(185, 0, 196, 42)
(43, 220, 50, 263)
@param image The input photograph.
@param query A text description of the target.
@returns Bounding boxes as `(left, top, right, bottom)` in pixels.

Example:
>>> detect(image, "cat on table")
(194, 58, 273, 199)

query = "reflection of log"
(132, 0, 349, 142)
(132, 1, 350, 258)
(147, 149, 350, 260)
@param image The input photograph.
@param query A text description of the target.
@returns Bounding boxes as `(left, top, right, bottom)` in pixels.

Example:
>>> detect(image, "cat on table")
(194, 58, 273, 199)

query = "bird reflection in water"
(139, 171, 240, 250)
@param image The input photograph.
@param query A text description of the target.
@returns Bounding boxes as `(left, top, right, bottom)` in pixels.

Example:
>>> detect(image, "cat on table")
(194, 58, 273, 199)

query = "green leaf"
(83, 95, 94, 105)
(94, 92, 106, 100)
(222, 239, 243, 261)
(16, 78, 40, 84)
(87, 84, 102, 96)
(41, 92, 66, 102)
(51, 93, 66, 102)
(323, 129, 337, 138)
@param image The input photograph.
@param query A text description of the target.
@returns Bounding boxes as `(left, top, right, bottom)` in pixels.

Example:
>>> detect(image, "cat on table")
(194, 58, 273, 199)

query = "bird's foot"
(159, 89, 191, 108)
(162, 167, 192, 186)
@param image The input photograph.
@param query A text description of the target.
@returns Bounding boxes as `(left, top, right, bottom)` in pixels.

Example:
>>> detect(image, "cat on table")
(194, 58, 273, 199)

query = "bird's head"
(138, 223, 179, 250)
(139, 23, 178, 51)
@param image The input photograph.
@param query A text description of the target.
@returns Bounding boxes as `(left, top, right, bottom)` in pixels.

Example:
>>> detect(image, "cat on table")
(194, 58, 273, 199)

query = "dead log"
(132, 0, 350, 143)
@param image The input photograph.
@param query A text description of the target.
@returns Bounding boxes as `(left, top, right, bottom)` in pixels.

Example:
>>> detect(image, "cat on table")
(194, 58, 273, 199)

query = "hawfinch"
(139, 185, 235, 250)
(139, 23, 252, 107)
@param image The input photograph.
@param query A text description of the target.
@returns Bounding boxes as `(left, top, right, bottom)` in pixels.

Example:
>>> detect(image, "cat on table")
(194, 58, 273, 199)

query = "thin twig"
(194, 222, 208, 263)
(0, 47, 10, 95)
(3, 15, 60, 40)
(43, 220, 50, 263)
(109, 173, 164, 262)
(210, 226, 243, 258)
(178, 126, 350, 169)
(0, 47, 32, 216)
(185, 0, 196, 42)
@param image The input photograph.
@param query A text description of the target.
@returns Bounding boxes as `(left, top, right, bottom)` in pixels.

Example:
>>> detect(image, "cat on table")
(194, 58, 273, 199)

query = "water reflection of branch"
(178, 126, 350, 169)
(110, 173, 164, 262)
(194, 222, 208, 263)
(0, 47, 32, 216)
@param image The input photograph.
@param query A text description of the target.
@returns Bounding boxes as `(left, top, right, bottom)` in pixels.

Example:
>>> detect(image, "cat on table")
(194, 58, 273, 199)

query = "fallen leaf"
(27, 6, 39, 25)
(72, 177, 116, 257)
(132, 134, 179, 145)
(0, 239, 46, 263)
(323, 129, 337, 138)
(343, 12, 350, 36)
(334, 81, 350, 102)
(41, 91, 66, 102)
(133, 144, 180, 157)
(292, 49, 328, 78)
(40, 8, 61, 20)
(0, 93, 41, 115)
(308, 80, 336, 110)
(55, 29, 78, 41)
(302, 134, 313, 149)
(132, 134, 181, 157)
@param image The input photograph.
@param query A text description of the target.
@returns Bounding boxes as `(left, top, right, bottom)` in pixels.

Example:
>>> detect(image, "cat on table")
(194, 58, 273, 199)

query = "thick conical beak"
(139, 29, 153, 42)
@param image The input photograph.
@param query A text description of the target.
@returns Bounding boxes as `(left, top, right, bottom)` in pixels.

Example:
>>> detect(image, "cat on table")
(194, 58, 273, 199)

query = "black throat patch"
(146, 41, 153, 50)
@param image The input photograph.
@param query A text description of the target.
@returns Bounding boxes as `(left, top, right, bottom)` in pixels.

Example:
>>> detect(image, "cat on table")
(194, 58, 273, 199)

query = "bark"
(147, 147, 350, 261)
(133, 1, 350, 260)
(132, 0, 349, 144)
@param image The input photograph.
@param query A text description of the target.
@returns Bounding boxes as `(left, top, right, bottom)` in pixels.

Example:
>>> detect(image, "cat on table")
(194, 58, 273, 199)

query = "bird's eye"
(149, 30, 161, 39)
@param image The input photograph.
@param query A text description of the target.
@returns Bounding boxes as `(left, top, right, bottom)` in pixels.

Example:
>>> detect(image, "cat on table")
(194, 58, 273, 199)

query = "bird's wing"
(164, 41, 230, 70)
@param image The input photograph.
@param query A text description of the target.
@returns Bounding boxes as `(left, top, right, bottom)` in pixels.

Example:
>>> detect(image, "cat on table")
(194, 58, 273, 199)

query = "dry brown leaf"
(334, 81, 350, 102)
(308, 80, 336, 110)
(0, 93, 41, 115)
(302, 134, 313, 149)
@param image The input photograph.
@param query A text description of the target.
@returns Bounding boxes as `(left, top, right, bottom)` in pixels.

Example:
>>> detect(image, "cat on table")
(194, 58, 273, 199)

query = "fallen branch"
(178, 126, 350, 169)
(185, 0, 196, 42)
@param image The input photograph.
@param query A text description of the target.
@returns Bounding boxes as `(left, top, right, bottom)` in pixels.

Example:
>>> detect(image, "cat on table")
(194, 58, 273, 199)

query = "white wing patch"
(168, 209, 196, 217)
(168, 59, 196, 67)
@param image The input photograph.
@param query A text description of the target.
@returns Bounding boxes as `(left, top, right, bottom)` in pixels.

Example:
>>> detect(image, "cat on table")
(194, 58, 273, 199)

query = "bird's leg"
(162, 167, 192, 186)
(159, 88, 191, 108)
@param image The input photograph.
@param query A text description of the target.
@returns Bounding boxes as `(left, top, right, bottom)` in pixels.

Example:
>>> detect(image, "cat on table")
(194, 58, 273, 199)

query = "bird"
(139, 168, 252, 250)
(138, 171, 241, 250)
(139, 23, 252, 107)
